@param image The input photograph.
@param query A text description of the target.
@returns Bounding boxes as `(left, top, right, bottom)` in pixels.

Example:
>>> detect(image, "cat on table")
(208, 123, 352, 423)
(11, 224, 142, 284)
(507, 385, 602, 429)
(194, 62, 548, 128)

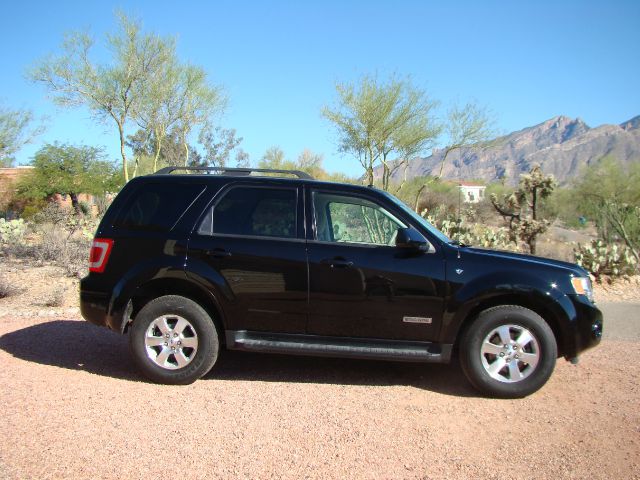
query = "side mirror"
(395, 227, 430, 252)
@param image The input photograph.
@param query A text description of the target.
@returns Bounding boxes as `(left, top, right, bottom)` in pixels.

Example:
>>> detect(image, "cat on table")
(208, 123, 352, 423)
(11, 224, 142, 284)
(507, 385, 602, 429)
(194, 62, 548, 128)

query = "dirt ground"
(1, 262, 639, 479)
(0, 314, 638, 480)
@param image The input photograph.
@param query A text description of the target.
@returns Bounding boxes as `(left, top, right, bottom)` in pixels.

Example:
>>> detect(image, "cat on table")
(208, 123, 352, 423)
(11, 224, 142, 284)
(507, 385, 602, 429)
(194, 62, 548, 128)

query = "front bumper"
(565, 294, 603, 359)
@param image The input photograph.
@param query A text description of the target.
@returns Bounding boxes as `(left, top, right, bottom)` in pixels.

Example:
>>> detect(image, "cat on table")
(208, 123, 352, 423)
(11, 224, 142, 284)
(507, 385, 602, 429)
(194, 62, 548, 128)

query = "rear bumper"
(79, 276, 127, 332)
(80, 288, 110, 327)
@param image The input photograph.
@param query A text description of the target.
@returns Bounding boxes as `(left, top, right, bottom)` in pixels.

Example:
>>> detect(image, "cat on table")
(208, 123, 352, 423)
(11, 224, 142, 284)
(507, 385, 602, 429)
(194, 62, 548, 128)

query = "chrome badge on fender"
(403, 316, 432, 324)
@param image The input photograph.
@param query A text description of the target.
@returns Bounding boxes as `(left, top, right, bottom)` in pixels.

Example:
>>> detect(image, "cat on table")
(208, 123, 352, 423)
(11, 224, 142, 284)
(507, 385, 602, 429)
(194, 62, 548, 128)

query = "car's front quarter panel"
(440, 246, 602, 358)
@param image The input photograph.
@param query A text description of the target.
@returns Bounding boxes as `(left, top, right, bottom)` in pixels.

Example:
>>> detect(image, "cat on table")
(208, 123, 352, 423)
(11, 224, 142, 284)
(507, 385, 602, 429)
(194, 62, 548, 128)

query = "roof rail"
(154, 166, 313, 180)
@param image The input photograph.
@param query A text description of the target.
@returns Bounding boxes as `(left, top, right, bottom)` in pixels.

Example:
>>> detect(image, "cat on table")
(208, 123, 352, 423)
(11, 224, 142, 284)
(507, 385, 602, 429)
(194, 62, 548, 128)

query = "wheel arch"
(450, 293, 571, 358)
(124, 277, 226, 343)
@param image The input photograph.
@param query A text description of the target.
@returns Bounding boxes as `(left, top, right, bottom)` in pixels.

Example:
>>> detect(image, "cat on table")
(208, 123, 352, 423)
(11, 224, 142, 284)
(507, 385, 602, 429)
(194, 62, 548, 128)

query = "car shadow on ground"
(0, 320, 477, 397)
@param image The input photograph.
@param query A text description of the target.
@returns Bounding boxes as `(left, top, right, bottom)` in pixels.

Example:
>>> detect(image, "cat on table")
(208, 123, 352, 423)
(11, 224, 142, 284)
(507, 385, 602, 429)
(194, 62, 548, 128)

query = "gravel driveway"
(1, 305, 639, 480)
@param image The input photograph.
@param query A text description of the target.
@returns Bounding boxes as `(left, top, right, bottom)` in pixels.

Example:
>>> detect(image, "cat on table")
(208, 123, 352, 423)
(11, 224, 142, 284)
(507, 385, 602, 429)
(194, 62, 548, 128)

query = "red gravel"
(1, 315, 639, 480)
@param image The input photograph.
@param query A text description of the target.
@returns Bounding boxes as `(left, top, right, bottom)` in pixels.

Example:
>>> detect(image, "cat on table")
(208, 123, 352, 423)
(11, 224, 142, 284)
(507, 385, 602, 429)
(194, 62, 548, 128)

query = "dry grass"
(0, 275, 20, 299)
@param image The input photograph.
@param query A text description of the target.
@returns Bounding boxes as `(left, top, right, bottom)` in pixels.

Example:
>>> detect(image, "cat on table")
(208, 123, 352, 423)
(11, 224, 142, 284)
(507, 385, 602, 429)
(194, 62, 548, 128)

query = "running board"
(225, 331, 452, 363)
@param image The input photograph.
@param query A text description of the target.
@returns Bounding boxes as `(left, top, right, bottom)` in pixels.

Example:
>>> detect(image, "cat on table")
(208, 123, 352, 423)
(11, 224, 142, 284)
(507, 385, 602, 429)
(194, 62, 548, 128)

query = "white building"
(459, 182, 486, 203)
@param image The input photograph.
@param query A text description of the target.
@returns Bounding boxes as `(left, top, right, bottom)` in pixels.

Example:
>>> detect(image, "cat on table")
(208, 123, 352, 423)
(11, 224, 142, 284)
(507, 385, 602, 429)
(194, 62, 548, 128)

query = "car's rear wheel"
(129, 295, 219, 385)
(459, 305, 557, 398)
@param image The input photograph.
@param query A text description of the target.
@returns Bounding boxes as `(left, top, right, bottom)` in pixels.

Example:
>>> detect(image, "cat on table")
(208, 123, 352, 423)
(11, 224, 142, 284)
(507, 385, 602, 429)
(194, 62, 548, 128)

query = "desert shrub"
(19, 199, 48, 219)
(574, 240, 638, 280)
(2, 204, 96, 277)
(0, 275, 20, 299)
(41, 286, 66, 307)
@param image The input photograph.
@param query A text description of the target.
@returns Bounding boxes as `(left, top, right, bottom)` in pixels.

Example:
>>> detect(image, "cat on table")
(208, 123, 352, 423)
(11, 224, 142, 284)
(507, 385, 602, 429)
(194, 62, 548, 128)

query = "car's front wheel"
(459, 305, 557, 398)
(129, 295, 219, 385)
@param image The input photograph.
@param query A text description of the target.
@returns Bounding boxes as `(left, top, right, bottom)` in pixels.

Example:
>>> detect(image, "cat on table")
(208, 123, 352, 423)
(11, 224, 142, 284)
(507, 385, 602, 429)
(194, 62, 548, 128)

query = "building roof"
(458, 181, 486, 187)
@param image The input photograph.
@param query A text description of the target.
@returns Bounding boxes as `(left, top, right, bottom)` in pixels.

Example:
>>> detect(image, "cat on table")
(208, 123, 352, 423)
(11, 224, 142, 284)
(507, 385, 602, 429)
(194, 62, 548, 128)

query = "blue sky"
(2, 0, 639, 176)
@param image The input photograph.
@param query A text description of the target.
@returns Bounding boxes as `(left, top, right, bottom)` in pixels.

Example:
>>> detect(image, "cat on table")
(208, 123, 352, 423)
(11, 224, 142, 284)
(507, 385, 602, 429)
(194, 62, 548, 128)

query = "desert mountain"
(387, 115, 640, 185)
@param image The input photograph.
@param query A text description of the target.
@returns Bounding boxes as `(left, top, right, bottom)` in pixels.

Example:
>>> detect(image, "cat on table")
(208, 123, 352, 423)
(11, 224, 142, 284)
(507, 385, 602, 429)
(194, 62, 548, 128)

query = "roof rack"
(154, 166, 313, 180)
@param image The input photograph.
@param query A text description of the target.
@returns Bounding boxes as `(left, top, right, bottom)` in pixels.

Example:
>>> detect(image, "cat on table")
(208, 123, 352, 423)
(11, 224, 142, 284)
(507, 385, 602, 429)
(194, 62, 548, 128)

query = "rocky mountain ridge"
(389, 115, 640, 185)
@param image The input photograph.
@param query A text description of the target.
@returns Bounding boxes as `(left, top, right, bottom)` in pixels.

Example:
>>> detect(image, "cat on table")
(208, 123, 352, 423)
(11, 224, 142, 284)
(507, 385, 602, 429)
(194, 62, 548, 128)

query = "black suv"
(80, 167, 602, 397)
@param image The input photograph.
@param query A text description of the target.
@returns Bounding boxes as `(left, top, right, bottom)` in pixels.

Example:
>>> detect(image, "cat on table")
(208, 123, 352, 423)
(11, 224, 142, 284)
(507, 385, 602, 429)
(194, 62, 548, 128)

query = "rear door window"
(199, 186, 297, 239)
(115, 183, 205, 232)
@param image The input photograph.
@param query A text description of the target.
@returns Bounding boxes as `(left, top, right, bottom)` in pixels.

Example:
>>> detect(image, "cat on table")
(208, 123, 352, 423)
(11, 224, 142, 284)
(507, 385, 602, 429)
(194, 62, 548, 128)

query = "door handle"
(207, 248, 232, 258)
(320, 257, 353, 269)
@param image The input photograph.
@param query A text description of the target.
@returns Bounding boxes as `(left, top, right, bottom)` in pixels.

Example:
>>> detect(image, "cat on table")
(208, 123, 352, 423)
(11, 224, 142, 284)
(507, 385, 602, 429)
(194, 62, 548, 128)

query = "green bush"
(573, 240, 638, 280)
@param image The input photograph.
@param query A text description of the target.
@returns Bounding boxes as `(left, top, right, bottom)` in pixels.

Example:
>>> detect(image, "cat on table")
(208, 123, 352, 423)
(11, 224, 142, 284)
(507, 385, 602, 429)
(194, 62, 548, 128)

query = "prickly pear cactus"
(0, 218, 26, 245)
(574, 240, 638, 280)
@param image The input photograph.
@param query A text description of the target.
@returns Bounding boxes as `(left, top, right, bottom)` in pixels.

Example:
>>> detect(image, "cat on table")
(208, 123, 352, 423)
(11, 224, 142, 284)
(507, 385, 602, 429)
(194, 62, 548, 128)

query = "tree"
(30, 13, 223, 181)
(413, 101, 496, 210)
(17, 143, 120, 213)
(575, 156, 640, 264)
(258, 146, 335, 180)
(126, 128, 201, 176)
(296, 149, 326, 179)
(491, 165, 556, 254)
(258, 146, 288, 170)
(322, 74, 440, 189)
(132, 54, 183, 173)
(198, 126, 245, 168)
(175, 65, 226, 167)
(30, 13, 172, 182)
(0, 103, 44, 166)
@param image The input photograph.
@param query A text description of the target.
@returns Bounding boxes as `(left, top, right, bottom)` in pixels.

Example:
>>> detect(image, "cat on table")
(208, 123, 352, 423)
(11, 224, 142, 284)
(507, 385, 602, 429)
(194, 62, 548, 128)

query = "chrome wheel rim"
(144, 315, 198, 370)
(481, 324, 540, 383)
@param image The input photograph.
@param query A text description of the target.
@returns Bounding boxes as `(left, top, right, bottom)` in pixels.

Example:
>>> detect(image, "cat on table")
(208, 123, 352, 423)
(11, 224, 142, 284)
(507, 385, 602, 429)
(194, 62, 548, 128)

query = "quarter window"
(199, 187, 297, 239)
(115, 183, 205, 232)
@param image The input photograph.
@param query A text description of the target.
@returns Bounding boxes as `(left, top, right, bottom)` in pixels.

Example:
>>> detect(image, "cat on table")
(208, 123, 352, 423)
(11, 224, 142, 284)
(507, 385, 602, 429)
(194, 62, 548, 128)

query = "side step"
(225, 330, 452, 363)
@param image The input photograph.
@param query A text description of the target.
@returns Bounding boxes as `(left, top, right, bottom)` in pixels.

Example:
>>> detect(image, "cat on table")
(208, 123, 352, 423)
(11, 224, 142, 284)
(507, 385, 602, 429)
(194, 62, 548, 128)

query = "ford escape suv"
(80, 167, 603, 398)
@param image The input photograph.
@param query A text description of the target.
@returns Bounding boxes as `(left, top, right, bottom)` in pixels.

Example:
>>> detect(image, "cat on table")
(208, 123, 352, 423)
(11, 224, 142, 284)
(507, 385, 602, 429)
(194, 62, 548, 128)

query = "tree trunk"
(117, 121, 129, 182)
(69, 192, 81, 215)
(382, 164, 390, 191)
(153, 128, 163, 173)
(414, 184, 427, 212)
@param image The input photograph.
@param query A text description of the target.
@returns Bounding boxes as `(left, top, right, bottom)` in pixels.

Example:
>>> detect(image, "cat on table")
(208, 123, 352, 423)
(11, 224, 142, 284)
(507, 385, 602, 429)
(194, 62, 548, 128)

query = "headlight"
(571, 276, 594, 303)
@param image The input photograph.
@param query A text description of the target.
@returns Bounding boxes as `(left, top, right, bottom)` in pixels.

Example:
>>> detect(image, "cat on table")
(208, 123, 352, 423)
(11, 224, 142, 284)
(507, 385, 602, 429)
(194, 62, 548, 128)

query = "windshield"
(380, 191, 452, 244)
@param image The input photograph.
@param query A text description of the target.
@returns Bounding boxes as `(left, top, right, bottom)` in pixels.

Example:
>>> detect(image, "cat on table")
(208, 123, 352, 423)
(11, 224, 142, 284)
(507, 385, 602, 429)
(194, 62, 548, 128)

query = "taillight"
(89, 238, 114, 273)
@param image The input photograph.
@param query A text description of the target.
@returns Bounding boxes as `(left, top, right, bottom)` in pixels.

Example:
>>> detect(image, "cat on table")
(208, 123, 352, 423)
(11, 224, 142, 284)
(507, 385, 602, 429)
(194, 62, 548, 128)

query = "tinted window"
(199, 187, 297, 239)
(116, 183, 205, 232)
(313, 192, 405, 245)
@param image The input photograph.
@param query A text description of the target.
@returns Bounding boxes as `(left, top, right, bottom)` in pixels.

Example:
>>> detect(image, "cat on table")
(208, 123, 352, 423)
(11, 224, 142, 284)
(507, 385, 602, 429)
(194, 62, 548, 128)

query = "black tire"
(459, 305, 557, 398)
(129, 295, 219, 385)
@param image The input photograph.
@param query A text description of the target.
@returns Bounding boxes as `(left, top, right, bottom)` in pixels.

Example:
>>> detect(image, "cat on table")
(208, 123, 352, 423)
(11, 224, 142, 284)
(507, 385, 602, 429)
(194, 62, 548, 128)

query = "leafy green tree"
(132, 56, 183, 173)
(258, 146, 288, 170)
(30, 13, 171, 182)
(322, 74, 440, 190)
(491, 165, 556, 255)
(258, 146, 349, 182)
(413, 101, 496, 210)
(135, 62, 225, 171)
(175, 66, 227, 167)
(0, 103, 44, 166)
(30, 13, 224, 181)
(575, 156, 640, 263)
(198, 126, 246, 168)
(17, 143, 121, 213)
